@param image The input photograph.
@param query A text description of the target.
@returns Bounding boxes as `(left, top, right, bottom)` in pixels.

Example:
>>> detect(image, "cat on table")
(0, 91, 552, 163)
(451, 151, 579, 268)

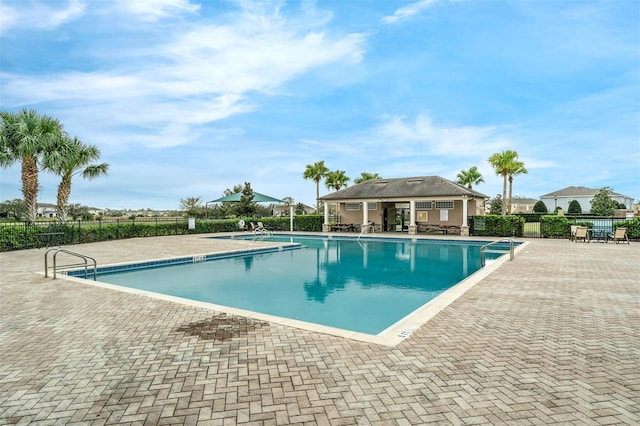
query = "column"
(322, 201, 330, 232)
(362, 201, 369, 232)
(461, 196, 469, 236)
(290, 205, 294, 232)
(408, 200, 417, 235)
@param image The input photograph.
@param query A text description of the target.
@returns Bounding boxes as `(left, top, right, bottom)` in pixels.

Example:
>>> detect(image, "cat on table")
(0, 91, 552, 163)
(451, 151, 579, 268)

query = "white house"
(36, 203, 57, 218)
(540, 186, 634, 214)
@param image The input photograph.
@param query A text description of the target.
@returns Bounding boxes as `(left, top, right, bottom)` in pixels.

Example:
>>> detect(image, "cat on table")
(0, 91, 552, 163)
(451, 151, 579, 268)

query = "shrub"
(615, 217, 640, 239)
(567, 200, 582, 214)
(471, 215, 524, 237)
(540, 215, 570, 237)
(533, 200, 548, 213)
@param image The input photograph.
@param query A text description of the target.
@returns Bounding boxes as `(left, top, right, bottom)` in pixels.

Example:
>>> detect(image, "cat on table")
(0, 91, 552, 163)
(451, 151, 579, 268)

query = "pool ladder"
(44, 247, 97, 280)
(480, 238, 514, 267)
(357, 223, 375, 241)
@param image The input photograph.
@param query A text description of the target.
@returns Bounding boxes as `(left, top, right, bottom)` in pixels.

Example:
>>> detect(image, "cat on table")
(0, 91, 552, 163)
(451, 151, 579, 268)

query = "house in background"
(36, 203, 57, 218)
(319, 176, 488, 236)
(510, 197, 538, 213)
(540, 186, 634, 214)
(273, 203, 315, 216)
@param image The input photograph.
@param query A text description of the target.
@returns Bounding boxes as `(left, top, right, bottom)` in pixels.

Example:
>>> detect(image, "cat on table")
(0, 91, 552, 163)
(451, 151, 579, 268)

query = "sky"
(1, 0, 639, 210)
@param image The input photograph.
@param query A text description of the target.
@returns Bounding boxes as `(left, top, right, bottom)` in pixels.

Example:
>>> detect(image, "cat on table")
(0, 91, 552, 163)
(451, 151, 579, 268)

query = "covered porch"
(322, 196, 476, 236)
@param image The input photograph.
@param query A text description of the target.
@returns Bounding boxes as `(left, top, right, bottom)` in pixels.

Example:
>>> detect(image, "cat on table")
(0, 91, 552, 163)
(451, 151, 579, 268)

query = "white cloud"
(0, 3, 365, 150)
(382, 0, 439, 24)
(115, 0, 200, 22)
(375, 113, 506, 157)
(0, 0, 86, 33)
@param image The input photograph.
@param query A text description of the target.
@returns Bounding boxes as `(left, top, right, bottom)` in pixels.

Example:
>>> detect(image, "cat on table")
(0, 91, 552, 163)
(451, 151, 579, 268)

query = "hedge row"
(540, 215, 640, 239)
(0, 215, 324, 252)
(471, 215, 524, 237)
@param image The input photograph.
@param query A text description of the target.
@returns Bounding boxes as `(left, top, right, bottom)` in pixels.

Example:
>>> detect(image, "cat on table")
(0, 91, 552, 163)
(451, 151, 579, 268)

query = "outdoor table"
(588, 229, 608, 243)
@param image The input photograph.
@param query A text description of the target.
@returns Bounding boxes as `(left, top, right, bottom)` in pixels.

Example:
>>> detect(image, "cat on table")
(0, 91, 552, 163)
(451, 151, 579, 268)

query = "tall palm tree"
(488, 150, 519, 215)
(507, 161, 527, 214)
(325, 170, 350, 191)
(354, 172, 382, 184)
(303, 161, 329, 213)
(0, 109, 64, 223)
(44, 135, 109, 222)
(456, 167, 484, 189)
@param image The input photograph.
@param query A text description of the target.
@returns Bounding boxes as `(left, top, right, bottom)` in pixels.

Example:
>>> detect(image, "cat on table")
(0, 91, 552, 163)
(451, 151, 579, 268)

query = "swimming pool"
(76, 235, 507, 339)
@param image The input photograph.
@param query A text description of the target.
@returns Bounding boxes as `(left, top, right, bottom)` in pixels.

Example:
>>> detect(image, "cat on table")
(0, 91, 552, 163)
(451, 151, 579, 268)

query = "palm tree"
(354, 172, 382, 184)
(488, 150, 519, 215)
(44, 135, 109, 222)
(507, 161, 527, 214)
(325, 170, 350, 192)
(456, 166, 484, 189)
(303, 161, 329, 213)
(0, 109, 64, 223)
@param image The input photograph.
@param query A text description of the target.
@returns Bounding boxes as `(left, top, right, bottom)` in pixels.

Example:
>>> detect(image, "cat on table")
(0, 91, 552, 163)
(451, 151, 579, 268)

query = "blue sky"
(1, 0, 638, 210)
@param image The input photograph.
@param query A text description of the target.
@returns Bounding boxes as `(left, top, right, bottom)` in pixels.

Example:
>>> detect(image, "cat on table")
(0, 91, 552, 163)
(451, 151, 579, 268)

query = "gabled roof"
(511, 197, 538, 204)
(540, 186, 629, 198)
(320, 176, 488, 201)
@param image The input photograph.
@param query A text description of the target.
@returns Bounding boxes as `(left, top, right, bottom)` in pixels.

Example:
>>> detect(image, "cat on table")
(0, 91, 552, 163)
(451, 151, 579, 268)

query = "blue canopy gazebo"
(207, 191, 294, 231)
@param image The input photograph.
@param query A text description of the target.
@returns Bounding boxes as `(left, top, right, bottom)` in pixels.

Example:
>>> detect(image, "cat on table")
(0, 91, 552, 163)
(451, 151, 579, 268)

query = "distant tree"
(488, 150, 519, 215)
(282, 196, 294, 206)
(180, 196, 202, 217)
(295, 202, 306, 215)
(533, 200, 548, 213)
(67, 203, 90, 221)
(236, 182, 256, 216)
(223, 184, 243, 197)
(590, 188, 617, 216)
(354, 172, 382, 184)
(44, 135, 109, 222)
(0, 198, 26, 220)
(255, 204, 271, 217)
(488, 195, 503, 215)
(615, 201, 627, 209)
(0, 109, 65, 223)
(325, 170, 350, 191)
(567, 200, 582, 214)
(303, 160, 329, 213)
(456, 166, 484, 189)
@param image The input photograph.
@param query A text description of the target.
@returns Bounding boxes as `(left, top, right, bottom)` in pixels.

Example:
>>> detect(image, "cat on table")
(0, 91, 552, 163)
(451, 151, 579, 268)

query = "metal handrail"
(357, 223, 375, 241)
(480, 238, 514, 267)
(45, 248, 97, 280)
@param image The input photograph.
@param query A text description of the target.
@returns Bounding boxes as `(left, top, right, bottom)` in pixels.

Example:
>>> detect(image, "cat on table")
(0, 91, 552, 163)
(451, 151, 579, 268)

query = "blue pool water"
(90, 236, 503, 335)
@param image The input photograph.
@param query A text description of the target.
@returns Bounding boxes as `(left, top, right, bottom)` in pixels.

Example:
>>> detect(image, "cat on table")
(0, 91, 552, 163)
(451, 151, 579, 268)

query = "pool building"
(319, 175, 488, 236)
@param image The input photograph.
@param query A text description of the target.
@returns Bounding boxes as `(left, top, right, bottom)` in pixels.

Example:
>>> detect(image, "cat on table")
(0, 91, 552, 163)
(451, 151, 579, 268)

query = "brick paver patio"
(1, 234, 638, 425)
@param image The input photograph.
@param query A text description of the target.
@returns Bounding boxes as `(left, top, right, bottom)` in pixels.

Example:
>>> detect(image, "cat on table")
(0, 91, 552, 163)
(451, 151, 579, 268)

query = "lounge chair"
(609, 227, 629, 244)
(569, 225, 578, 241)
(237, 220, 247, 231)
(574, 226, 589, 243)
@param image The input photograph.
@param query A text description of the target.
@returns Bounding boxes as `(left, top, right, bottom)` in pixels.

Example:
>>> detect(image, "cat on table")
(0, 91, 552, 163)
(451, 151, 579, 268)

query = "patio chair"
(569, 225, 578, 241)
(237, 220, 247, 231)
(574, 226, 589, 243)
(609, 227, 629, 244)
